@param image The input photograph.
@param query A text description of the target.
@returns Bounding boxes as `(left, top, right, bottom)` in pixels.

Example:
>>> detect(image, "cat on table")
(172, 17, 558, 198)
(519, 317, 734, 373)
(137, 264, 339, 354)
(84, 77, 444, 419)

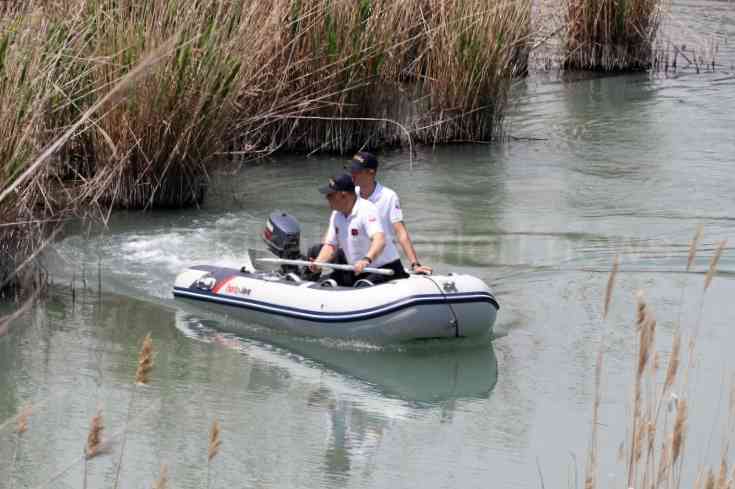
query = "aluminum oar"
(255, 258, 395, 276)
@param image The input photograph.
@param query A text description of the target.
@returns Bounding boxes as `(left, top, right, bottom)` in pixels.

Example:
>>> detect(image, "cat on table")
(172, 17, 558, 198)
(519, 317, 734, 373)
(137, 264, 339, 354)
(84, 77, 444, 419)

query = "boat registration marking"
(225, 284, 252, 296)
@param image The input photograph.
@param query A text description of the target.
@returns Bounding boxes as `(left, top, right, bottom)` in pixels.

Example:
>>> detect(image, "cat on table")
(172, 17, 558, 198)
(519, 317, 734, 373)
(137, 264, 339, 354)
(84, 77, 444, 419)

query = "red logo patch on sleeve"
(351, 228, 359, 236)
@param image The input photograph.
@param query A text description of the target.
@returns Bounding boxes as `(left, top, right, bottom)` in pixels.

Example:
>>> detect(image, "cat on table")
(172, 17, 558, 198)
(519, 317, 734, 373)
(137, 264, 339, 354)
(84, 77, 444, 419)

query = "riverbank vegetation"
(0, 0, 533, 298)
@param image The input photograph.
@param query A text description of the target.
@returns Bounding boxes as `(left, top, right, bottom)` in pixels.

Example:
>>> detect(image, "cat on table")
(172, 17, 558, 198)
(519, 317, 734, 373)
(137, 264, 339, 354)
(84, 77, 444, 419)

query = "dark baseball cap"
(347, 151, 378, 172)
(318, 173, 355, 194)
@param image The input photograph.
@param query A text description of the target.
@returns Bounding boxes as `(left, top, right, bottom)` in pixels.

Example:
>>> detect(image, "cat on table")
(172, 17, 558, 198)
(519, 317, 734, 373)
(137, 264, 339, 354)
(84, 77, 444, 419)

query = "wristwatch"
(411, 262, 421, 270)
(362, 256, 373, 264)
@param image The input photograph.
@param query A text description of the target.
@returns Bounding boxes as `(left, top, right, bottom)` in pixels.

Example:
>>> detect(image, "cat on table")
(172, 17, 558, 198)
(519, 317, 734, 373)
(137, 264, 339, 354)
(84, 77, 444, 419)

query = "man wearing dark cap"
(310, 174, 409, 287)
(348, 151, 432, 275)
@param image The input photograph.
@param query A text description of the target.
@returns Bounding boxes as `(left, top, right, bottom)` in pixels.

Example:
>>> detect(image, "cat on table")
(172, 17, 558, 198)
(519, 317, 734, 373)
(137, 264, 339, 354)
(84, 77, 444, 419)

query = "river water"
(2, 2, 735, 488)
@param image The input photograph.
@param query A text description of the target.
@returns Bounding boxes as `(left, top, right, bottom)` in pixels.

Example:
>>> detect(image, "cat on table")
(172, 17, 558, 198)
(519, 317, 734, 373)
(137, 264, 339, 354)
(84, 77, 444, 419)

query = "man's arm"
(354, 232, 385, 274)
(310, 243, 336, 272)
(393, 221, 432, 274)
(310, 216, 338, 272)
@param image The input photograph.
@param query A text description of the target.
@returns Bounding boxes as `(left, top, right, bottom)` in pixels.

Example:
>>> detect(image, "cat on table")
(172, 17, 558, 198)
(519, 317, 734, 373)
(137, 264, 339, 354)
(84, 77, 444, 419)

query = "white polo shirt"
(325, 198, 401, 267)
(355, 183, 403, 244)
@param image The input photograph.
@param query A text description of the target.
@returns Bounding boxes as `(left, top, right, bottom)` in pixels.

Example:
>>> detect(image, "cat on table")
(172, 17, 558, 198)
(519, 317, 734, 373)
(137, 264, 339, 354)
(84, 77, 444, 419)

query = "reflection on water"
(175, 312, 498, 404)
(0, 288, 501, 489)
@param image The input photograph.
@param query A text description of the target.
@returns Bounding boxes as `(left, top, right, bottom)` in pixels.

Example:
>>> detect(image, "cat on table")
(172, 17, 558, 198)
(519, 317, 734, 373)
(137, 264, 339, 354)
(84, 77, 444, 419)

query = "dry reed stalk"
(627, 291, 659, 488)
(717, 456, 728, 489)
(206, 419, 222, 489)
(603, 255, 619, 319)
(664, 332, 681, 392)
(695, 470, 704, 489)
(16, 404, 31, 434)
(208, 419, 221, 462)
(135, 333, 154, 385)
(584, 349, 604, 489)
(706, 469, 716, 489)
(113, 332, 156, 489)
(636, 291, 657, 379)
(655, 440, 671, 487)
(647, 420, 656, 455)
(152, 464, 168, 489)
(634, 419, 645, 463)
(704, 240, 727, 291)
(671, 398, 687, 464)
(85, 409, 104, 459)
(688, 224, 704, 272)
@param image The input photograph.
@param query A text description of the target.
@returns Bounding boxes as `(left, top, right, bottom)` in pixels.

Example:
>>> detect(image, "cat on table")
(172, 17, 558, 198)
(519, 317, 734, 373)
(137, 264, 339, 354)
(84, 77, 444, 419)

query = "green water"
(2, 2, 735, 487)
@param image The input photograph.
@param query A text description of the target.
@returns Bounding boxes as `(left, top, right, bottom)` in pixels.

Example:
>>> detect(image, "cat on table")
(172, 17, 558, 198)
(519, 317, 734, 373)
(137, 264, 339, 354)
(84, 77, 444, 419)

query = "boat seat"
(353, 279, 374, 288)
(319, 278, 338, 288)
(285, 272, 302, 283)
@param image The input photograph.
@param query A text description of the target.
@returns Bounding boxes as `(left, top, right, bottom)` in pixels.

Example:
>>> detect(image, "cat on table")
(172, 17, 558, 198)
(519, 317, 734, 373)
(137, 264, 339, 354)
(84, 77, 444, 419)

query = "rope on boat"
(422, 275, 460, 338)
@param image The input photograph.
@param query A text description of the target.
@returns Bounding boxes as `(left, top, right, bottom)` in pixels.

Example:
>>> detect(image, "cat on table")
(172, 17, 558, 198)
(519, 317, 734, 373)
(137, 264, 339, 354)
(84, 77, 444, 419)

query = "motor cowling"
(263, 211, 302, 260)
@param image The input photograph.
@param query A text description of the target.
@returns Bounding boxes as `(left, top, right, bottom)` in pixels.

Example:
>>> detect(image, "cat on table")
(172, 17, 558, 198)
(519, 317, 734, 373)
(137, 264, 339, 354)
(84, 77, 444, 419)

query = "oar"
(256, 258, 395, 276)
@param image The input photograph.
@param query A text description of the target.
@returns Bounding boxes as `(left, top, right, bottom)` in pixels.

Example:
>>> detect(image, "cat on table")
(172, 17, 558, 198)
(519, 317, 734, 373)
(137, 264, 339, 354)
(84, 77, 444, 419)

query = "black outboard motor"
(263, 211, 303, 274)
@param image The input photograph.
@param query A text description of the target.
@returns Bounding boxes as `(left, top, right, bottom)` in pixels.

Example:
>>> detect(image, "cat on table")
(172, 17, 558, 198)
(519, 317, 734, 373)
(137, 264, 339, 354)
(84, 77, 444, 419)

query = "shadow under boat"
(175, 310, 499, 405)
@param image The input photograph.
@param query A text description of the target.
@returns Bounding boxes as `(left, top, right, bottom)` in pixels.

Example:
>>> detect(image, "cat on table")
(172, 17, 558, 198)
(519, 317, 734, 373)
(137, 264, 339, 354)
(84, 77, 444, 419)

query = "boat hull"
(173, 266, 498, 343)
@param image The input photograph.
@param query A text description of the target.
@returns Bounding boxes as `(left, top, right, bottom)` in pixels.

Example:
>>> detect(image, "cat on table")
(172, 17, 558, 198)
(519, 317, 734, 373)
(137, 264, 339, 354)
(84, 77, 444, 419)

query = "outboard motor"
(263, 211, 303, 274)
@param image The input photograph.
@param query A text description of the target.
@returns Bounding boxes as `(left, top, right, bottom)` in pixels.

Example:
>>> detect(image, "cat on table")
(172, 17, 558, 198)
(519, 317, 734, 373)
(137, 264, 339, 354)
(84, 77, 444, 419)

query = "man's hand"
(354, 259, 370, 275)
(410, 263, 432, 275)
(412, 264, 432, 275)
(308, 258, 321, 274)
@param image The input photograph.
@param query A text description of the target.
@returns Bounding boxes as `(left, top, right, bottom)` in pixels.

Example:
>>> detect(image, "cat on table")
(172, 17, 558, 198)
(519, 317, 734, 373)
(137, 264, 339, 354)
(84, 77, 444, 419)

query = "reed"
(704, 240, 727, 291)
(8, 404, 31, 489)
(563, 0, 666, 71)
(135, 333, 154, 385)
(208, 419, 221, 462)
(586, 235, 731, 489)
(84, 408, 104, 459)
(113, 332, 156, 489)
(152, 464, 168, 489)
(1, 0, 532, 211)
(207, 419, 222, 489)
(0, 7, 88, 298)
(603, 255, 619, 319)
(16, 405, 31, 435)
(0, 0, 532, 297)
(687, 225, 704, 272)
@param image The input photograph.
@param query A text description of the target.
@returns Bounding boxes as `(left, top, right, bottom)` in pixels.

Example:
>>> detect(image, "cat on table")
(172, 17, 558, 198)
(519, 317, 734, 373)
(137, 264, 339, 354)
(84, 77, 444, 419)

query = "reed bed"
(563, 0, 667, 71)
(0, 7, 89, 298)
(0, 0, 532, 297)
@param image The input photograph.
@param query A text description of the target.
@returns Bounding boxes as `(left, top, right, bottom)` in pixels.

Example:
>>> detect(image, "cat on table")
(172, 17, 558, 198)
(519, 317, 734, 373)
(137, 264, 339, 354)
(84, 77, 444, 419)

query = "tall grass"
(0, 7, 92, 298)
(0, 0, 531, 297)
(564, 0, 666, 71)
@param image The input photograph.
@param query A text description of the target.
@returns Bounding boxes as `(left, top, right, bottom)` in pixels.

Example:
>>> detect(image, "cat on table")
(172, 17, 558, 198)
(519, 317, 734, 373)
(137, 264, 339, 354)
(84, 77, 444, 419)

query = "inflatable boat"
(172, 212, 499, 343)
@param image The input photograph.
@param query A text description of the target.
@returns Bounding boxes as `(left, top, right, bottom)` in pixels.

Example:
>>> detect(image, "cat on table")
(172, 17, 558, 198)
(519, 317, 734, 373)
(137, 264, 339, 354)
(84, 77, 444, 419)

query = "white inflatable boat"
(172, 212, 499, 343)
